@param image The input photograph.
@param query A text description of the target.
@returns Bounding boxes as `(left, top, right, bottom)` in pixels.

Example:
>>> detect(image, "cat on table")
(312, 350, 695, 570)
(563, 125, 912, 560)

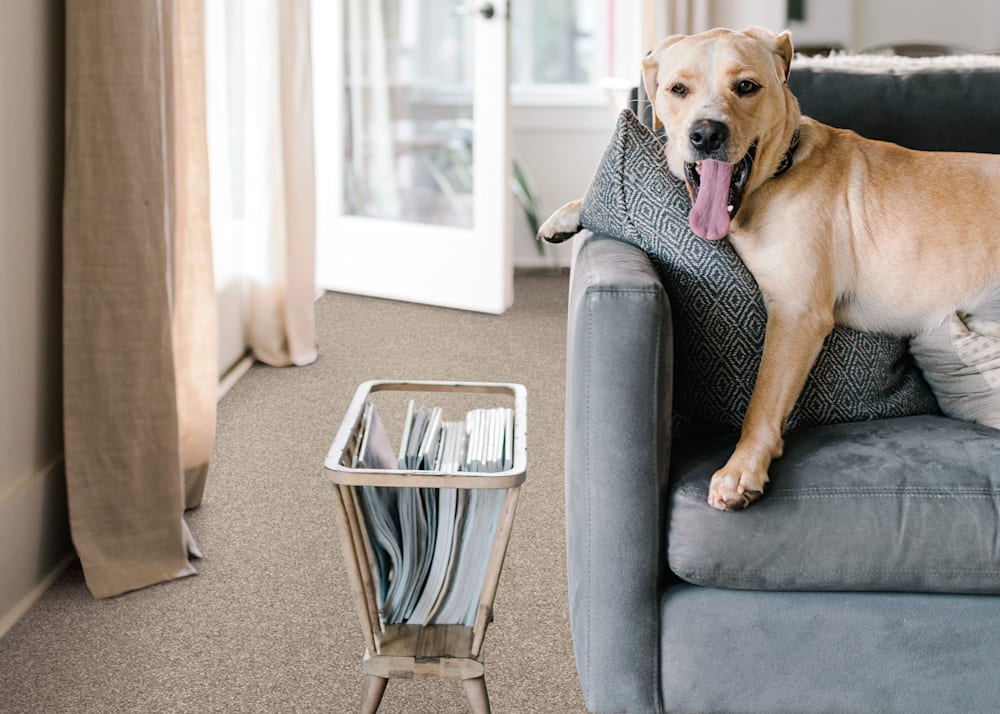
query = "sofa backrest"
(788, 55, 1000, 154)
(630, 54, 1000, 155)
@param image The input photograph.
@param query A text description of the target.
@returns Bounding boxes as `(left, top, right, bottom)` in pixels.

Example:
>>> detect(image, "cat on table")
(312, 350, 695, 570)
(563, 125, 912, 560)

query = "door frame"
(311, 0, 513, 314)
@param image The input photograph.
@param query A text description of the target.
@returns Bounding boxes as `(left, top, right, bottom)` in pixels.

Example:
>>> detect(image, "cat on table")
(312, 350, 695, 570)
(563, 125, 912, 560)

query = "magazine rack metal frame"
(324, 380, 527, 714)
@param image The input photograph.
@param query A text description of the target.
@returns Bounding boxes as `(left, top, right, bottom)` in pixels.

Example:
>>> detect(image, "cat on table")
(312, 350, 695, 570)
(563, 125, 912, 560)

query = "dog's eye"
(669, 83, 688, 97)
(735, 79, 760, 96)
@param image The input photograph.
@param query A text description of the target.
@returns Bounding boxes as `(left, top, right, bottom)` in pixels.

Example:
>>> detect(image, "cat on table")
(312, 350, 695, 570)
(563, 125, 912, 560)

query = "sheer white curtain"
(662, 0, 711, 35)
(205, 0, 318, 368)
(345, 0, 400, 219)
(662, 1, 789, 37)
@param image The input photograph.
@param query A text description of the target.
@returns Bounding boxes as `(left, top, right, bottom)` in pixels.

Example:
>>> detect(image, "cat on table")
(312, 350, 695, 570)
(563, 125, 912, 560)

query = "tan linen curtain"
(63, 0, 216, 599)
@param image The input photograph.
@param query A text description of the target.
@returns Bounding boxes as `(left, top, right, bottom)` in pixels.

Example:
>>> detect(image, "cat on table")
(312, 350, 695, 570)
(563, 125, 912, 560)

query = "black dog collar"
(773, 129, 801, 178)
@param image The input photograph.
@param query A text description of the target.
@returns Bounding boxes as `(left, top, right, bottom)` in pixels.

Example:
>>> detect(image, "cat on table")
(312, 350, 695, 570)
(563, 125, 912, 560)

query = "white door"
(312, 0, 513, 314)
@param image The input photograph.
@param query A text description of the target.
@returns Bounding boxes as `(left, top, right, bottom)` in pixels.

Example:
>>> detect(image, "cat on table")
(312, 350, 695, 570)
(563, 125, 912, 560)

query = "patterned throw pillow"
(580, 109, 939, 433)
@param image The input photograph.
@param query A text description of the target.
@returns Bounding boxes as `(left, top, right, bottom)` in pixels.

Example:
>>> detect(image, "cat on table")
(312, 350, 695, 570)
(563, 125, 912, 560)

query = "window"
(512, 0, 597, 85)
(511, 0, 647, 105)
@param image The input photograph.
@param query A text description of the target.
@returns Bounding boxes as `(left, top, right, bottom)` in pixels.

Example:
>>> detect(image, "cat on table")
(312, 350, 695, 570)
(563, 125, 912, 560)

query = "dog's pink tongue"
(689, 160, 733, 240)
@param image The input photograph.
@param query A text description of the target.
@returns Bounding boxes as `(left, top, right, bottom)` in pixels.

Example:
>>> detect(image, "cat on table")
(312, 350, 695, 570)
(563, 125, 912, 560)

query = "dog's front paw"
(537, 199, 582, 244)
(708, 463, 770, 511)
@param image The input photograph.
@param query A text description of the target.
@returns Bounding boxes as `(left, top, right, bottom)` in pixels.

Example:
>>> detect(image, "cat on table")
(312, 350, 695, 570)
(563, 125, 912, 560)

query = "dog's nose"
(689, 120, 729, 155)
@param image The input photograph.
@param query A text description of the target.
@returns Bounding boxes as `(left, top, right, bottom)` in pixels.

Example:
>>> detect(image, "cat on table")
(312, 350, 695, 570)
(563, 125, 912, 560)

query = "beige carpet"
(0, 273, 590, 713)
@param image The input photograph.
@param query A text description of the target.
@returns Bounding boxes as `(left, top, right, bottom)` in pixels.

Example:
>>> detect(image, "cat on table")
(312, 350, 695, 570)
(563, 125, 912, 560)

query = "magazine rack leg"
(462, 675, 491, 714)
(359, 675, 388, 714)
(358, 673, 488, 714)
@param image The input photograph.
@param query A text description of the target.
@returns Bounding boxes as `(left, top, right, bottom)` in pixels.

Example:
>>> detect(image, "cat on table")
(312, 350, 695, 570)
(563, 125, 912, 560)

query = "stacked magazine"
(351, 400, 514, 627)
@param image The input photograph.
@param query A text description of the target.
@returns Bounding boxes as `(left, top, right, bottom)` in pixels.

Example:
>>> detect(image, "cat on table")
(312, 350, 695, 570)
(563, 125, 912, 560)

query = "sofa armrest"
(565, 234, 673, 714)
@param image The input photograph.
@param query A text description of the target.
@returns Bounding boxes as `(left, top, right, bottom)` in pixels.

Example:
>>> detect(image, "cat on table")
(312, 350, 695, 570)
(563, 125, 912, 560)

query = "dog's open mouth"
(684, 144, 756, 240)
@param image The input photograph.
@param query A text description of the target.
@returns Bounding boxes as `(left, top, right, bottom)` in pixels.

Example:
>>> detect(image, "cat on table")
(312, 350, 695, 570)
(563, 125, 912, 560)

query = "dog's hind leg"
(963, 283, 1000, 337)
(965, 316, 1000, 338)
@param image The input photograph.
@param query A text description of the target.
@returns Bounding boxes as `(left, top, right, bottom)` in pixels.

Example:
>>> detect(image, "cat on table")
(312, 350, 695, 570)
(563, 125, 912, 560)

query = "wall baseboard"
(2, 350, 257, 638)
(218, 352, 254, 400)
(0, 457, 74, 639)
(0, 551, 75, 639)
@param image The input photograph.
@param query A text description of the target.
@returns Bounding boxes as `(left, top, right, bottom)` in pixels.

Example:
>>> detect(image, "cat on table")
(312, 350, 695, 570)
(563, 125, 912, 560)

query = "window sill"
(511, 80, 635, 132)
(511, 78, 636, 109)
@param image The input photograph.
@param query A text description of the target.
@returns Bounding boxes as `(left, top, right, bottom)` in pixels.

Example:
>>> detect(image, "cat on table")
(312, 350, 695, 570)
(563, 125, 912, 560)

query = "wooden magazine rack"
(324, 380, 527, 714)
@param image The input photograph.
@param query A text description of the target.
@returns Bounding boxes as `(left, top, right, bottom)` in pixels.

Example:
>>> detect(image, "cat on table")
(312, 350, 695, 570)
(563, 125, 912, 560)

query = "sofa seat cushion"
(660, 585, 1000, 714)
(668, 416, 1000, 593)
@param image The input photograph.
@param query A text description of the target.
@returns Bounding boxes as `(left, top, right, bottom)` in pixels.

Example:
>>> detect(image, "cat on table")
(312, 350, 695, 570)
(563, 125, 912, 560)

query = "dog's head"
(643, 27, 801, 240)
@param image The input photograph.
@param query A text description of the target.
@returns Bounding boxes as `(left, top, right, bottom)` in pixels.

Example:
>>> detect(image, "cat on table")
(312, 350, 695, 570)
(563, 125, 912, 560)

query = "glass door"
(312, 0, 513, 314)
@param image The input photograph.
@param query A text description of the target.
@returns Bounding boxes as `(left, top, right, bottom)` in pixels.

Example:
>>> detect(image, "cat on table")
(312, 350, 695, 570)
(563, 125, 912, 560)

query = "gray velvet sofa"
(564, 56, 1000, 713)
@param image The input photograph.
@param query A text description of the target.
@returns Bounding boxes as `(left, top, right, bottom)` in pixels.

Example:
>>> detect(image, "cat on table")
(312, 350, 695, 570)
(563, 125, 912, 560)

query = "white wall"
(786, 0, 853, 50)
(852, 0, 999, 52)
(511, 102, 618, 269)
(0, 0, 73, 636)
(709, 0, 785, 33)
(790, 0, 999, 52)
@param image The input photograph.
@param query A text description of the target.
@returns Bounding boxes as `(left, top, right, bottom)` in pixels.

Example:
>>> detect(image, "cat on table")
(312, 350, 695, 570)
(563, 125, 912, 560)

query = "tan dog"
(539, 27, 1000, 511)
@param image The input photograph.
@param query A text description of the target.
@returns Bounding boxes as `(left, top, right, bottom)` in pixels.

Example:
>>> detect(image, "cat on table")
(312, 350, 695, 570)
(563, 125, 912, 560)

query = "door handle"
(455, 2, 498, 20)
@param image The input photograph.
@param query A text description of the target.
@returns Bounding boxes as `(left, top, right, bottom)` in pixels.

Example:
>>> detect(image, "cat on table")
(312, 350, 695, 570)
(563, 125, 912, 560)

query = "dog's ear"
(642, 35, 685, 132)
(641, 54, 663, 131)
(773, 30, 794, 83)
(744, 26, 794, 84)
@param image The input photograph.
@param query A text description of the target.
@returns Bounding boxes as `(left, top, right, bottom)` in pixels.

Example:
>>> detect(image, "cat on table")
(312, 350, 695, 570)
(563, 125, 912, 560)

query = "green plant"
(510, 160, 545, 256)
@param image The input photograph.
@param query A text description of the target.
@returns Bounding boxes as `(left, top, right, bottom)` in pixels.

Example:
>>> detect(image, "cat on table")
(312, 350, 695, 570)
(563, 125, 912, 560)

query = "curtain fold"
(166, 0, 217, 508)
(63, 0, 215, 599)
(275, 0, 319, 367)
(207, 0, 318, 369)
(664, 0, 711, 35)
